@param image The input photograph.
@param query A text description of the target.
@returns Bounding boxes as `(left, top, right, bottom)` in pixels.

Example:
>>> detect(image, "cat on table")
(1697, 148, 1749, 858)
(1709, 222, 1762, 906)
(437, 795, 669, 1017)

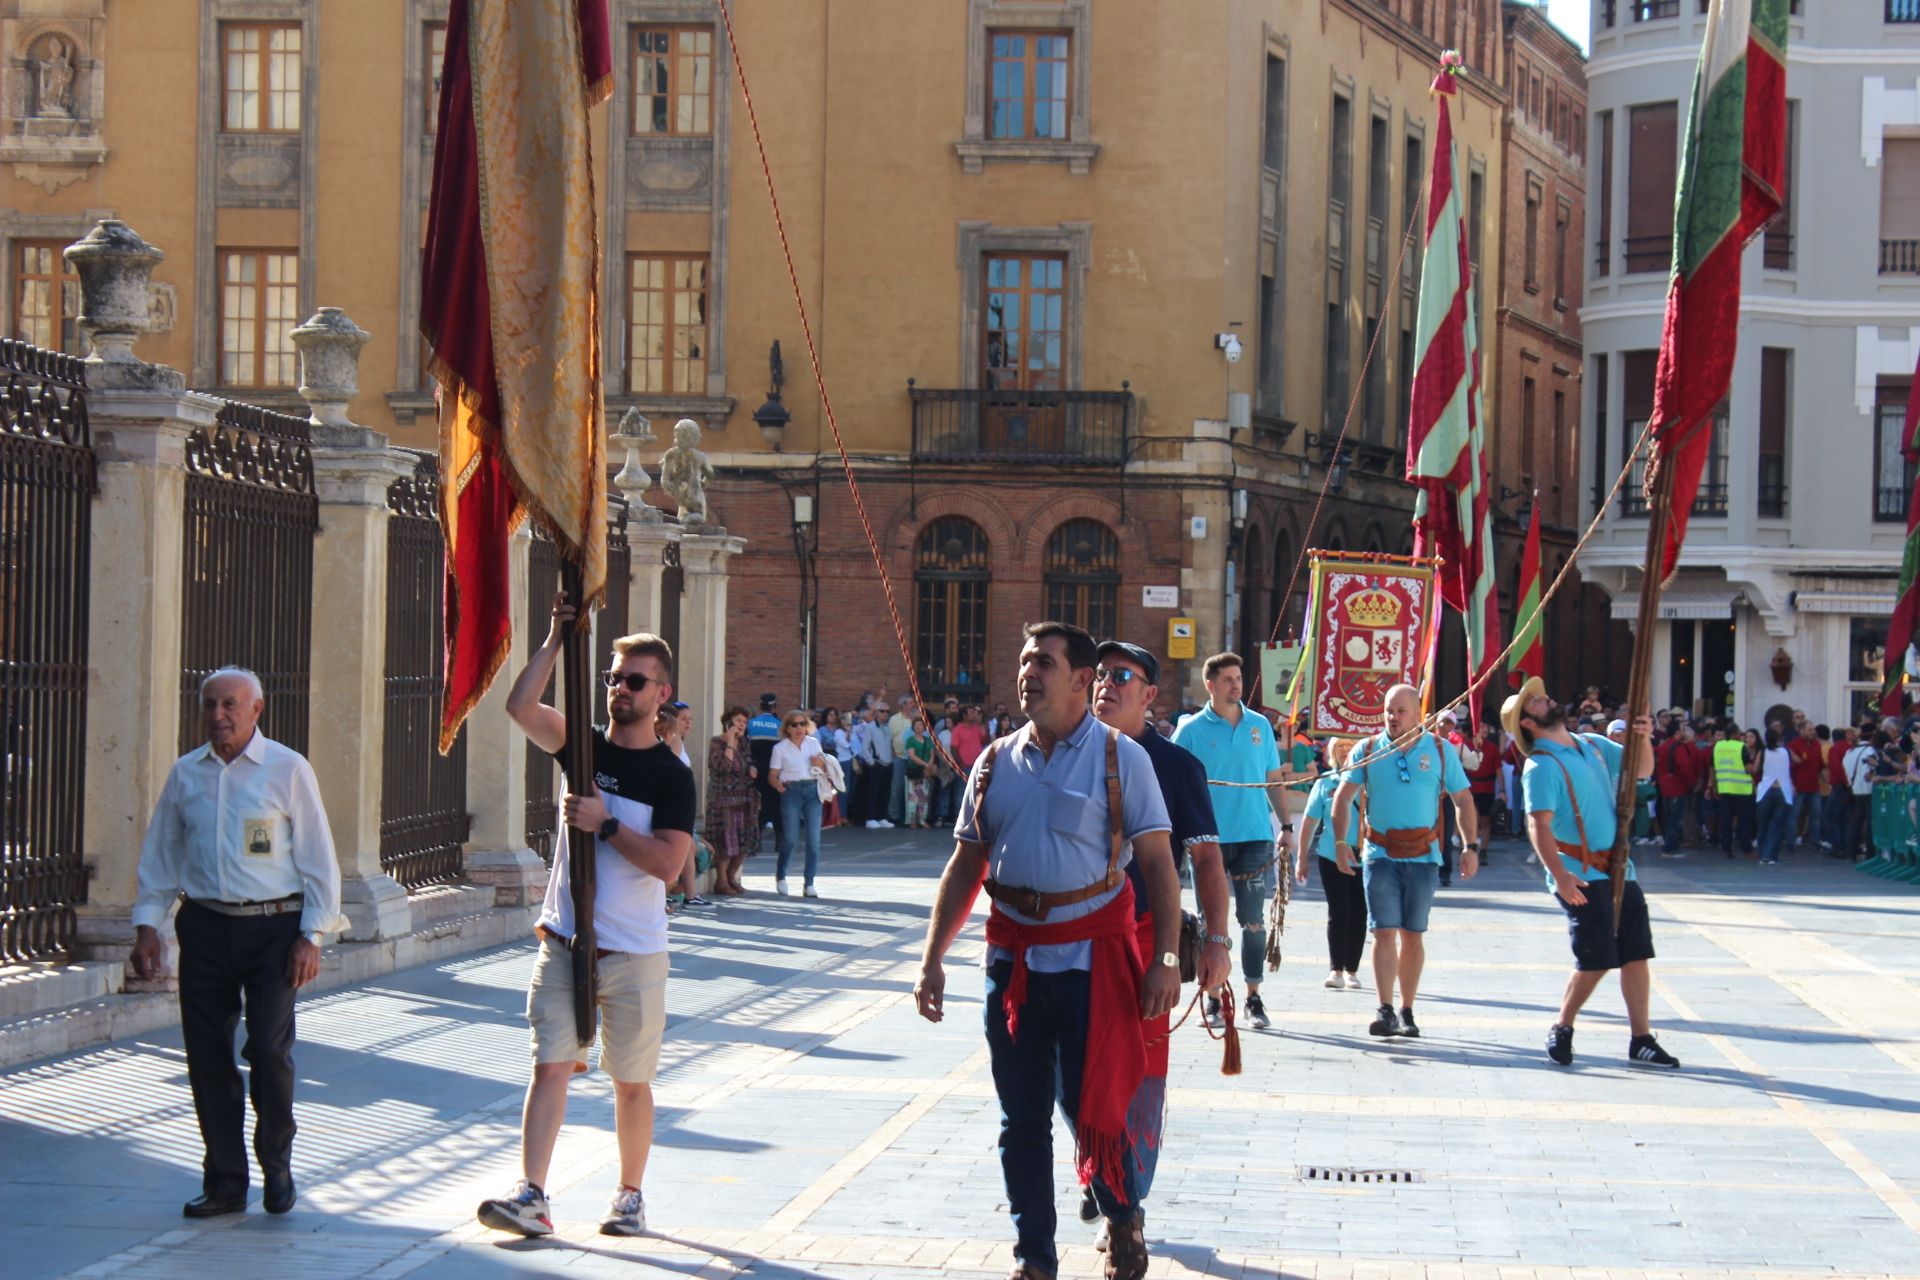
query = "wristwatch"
(597, 816, 621, 843)
(1158, 950, 1180, 968)
(1279, 822, 1295, 833)
(303, 930, 323, 948)
(1205, 932, 1233, 948)
(1465, 841, 1482, 853)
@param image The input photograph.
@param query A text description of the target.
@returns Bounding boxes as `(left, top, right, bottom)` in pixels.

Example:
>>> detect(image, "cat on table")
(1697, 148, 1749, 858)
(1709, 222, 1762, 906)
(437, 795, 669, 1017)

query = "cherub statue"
(659, 417, 715, 524)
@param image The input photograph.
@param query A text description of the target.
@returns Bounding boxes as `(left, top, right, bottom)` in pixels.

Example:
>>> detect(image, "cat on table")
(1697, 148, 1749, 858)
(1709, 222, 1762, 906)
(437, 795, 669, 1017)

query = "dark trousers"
(1847, 793, 1873, 856)
(1317, 854, 1368, 973)
(849, 762, 876, 822)
(1660, 793, 1696, 853)
(1718, 793, 1756, 854)
(1439, 802, 1456, 883)
(175, 901, 301, 1197)
(984, 961, 1140, 1276)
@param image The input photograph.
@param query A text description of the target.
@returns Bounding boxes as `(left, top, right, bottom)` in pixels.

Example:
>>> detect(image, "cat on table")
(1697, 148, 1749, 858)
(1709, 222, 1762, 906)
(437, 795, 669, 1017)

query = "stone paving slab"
(2, 830, 1919, 1279)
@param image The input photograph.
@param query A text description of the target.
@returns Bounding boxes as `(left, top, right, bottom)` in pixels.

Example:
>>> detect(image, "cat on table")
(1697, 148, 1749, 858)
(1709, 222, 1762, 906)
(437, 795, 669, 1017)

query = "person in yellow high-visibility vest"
(1709, 726, 1757, 857)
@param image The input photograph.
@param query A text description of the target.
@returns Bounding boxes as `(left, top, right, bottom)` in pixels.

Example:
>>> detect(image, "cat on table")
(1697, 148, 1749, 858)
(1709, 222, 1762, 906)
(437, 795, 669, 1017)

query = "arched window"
(915, 517, 991, 698)
(1363, 522, 1385, 554)
(1043, 519, 1119, 639)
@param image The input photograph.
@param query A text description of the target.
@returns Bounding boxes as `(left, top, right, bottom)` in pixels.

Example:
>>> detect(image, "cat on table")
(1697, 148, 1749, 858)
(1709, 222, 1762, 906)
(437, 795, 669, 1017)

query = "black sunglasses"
(1094, 666, 1143, 686)
(602, 670, 654, 692)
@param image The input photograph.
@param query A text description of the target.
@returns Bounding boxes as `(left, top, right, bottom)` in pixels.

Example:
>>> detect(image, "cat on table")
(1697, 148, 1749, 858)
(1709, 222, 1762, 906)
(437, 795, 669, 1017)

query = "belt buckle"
(1020, 888, 1047, 920)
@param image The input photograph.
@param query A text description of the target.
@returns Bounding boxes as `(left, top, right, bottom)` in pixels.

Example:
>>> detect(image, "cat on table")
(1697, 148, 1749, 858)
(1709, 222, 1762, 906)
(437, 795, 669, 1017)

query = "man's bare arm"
(506, 593, 570, 754)
(915, 841, 989, 1022)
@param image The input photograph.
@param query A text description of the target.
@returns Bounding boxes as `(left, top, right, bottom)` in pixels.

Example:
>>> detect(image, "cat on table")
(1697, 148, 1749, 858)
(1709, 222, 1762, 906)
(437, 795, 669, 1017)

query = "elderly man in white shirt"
(130, 666, 342, 1221)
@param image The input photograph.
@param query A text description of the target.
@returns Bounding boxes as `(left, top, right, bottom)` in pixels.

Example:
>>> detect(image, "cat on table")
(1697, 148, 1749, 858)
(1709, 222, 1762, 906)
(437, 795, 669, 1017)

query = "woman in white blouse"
(1754, 726, 1796, 865)
(770, 710, 829, 897)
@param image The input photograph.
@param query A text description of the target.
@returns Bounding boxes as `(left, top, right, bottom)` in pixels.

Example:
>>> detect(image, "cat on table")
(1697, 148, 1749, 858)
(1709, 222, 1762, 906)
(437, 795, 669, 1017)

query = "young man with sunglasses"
(1330, 684, 1478, 1038)
(1083, 640, 1233, 1244)
(1171, 651, 1286, 1030)
(481, 594, 696, 1239)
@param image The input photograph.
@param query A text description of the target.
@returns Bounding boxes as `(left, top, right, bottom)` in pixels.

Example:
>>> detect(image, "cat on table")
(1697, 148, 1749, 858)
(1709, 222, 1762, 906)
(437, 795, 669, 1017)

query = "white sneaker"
(878, 820, 895, 829)
(1325, 970, 1344, 989)
(599, 1185, 646, 1237)
(776, 878, 790, 895)
(478, 1179, 553, 1237)
(804, 883, 819, 898)
(1344, 972, 1366, 990)
(865, 820, 881, 829)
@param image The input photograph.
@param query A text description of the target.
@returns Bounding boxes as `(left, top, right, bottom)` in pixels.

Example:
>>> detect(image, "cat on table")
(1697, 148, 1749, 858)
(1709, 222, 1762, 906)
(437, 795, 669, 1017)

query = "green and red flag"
(1881, 348, 1920, 714)
(1407, 51, 1502, 729)
(421, 0, 613, 752)
(1649, 0, 1789, 584)
(1509, 498, 1544, 687)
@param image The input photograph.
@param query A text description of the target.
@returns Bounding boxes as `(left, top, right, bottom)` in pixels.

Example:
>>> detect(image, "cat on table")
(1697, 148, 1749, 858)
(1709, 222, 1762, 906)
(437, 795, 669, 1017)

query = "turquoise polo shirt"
(1348, 732, 1467, 864)
(1523, 734, 1636, 888)
(1172, 701, 1281, 842)
(1302, 770, 1360, 862)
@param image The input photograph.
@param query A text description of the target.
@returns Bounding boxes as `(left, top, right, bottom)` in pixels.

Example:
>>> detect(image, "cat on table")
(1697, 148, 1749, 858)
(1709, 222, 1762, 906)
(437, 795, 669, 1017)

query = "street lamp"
(752, 339, 790, 450)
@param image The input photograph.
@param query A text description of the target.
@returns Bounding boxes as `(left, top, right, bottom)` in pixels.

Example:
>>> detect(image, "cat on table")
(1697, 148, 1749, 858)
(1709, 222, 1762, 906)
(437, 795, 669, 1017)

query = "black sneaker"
(1628, 1034, 1681, 1068)
(1245, 993, 1271, 1029)
(1398, 1006, 1420, 1038)
(1547, 1023, 1575, 1066)
(1203, 995, 1221, 1028)
(1078, 1186, 1099, 1223)
(1368, 1004, 1401, 1037)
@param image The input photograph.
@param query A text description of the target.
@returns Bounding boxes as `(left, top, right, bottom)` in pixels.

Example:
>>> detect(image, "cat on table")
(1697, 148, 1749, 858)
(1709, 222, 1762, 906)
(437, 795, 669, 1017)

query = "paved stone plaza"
(3, 829, 1918, 1280)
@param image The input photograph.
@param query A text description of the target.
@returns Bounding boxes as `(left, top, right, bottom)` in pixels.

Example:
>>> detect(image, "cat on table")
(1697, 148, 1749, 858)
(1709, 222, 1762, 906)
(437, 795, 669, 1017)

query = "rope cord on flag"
(714, 0, 969, 775)
(1206, 414, 1661, 790)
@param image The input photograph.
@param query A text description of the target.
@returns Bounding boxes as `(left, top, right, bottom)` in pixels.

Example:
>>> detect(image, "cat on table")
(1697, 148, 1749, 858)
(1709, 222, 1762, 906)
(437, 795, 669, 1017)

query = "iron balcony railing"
(1891, 0, 1920, 24)
(1623, 235, 1672, 275)
(1881, 239, 1920, 275)
(1621, 481, 1728, 519)
(909, 384, 1132, 465)
(1879, 484, 1912, 523)
(1634, 0, 1679, 20)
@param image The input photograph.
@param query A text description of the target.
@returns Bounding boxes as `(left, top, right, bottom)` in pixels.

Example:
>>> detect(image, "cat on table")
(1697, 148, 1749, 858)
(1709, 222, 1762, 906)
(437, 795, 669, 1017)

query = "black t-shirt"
(555, 728, 696, 835)
(1125, 727, 1222, 919)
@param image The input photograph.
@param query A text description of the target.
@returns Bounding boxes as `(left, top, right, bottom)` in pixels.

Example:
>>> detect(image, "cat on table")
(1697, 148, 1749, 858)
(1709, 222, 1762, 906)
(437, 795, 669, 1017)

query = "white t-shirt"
(1845, 744, 1879, 796)
(770, 734, 826, 782)
(1756, 746, 1794, 801)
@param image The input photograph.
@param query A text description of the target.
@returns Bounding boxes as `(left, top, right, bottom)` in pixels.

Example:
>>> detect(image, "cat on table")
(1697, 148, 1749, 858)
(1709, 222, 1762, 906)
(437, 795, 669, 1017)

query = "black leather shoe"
(183, 1192, 247, 1218)
(264, 1173, 296, 1215)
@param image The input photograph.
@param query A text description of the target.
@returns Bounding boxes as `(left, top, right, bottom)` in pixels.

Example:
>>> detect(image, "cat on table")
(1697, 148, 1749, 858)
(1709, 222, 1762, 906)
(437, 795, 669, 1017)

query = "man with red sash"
(917, 622, 1182, 1280)
(1501, 676, 1679, 1070)
(1086, 639, 1232, 1247)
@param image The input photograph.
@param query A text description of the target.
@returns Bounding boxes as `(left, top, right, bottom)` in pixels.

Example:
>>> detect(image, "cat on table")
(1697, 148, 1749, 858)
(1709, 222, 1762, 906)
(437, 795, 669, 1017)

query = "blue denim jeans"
(984, 962, 1141, 1275)
(1791, 790, 1823, 846)
(777, 785, 822, 884)
(1660, 793, 1696, 852)
(1220, 840, 1272, 987)
(1756, 789, 1792, 863)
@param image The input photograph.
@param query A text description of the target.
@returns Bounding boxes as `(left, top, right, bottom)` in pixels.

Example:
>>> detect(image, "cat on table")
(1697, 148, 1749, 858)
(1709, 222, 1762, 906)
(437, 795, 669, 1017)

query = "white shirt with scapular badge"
(537, 730, 697, 957)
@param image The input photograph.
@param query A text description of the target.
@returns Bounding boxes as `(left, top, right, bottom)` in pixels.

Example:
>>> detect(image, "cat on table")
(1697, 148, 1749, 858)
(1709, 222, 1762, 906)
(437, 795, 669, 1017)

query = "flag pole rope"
(714, 0, 963, 773)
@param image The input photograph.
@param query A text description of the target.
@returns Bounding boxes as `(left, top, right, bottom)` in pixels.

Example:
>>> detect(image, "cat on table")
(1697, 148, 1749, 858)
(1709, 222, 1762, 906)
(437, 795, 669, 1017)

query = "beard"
(1529, 701, 1569, 732)
(608, 701, 643, 726)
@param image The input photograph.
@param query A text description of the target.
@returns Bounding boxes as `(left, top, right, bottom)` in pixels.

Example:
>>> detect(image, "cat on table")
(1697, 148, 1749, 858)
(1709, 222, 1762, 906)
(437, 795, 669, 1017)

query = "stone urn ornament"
(613, 406, 664, 522)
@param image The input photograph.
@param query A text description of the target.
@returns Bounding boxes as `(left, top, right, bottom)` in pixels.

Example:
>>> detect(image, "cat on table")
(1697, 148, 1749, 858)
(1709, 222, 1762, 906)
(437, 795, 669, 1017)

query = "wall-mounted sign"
(1168, 617, 1197, 659)
(1142, 585, 1179, 609)
(1189, 516, 1208, 539)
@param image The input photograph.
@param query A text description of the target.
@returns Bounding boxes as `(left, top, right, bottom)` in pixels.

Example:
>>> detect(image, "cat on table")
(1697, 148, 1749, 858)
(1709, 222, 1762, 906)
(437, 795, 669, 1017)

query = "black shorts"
(1556, 879, 1656, 972)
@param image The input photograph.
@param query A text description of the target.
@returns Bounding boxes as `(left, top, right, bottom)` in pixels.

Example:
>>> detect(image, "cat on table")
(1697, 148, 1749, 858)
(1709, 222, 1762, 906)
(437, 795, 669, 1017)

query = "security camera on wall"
(1216, 332, 1243, 363)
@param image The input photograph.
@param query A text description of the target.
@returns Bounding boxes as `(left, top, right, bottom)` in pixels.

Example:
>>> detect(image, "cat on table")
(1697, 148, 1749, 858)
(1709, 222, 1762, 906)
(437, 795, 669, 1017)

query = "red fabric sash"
(984, 885, 1146, 1203)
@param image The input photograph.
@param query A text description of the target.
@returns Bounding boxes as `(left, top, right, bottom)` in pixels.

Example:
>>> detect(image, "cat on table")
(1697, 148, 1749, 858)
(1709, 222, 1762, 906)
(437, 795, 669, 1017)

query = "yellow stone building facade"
(5, 0, 1507, 707)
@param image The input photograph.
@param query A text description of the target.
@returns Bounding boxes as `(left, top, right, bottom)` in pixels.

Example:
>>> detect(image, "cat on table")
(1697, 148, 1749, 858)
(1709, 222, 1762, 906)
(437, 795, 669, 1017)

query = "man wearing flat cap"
(1502, 676, 1680, 1069)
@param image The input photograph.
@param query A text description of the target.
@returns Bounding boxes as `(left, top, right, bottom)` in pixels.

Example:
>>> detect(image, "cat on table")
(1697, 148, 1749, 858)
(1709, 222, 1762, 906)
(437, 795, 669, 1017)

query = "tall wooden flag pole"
(422, 0, 614, 1042)
(1609, 0, 1787, 919)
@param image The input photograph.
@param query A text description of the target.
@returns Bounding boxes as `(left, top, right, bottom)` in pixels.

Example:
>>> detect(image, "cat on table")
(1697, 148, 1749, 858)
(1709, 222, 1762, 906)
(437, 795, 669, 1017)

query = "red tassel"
(1217, 985, 1243, 1076)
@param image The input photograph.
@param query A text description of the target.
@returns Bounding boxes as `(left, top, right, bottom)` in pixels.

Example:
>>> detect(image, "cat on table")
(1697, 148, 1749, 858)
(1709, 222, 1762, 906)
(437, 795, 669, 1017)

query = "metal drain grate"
(1300, 1166, 1423, 1185)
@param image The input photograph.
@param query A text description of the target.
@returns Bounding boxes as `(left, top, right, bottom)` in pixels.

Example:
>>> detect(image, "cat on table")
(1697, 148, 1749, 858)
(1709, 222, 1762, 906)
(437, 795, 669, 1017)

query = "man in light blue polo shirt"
(1503, 677, 1678, 1070)
(1172, 651, 1285, 1031)
(1331, 684, 1477, 1039)
(916, 621, 1180, 1280)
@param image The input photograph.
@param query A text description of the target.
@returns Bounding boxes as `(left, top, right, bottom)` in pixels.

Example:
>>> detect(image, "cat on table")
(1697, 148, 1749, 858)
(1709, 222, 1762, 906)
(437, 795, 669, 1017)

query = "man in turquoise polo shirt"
(1330, 684, 1477, 1039)
(1501, 676, 1679, 1070)
(1172, 651, 1285, 1031)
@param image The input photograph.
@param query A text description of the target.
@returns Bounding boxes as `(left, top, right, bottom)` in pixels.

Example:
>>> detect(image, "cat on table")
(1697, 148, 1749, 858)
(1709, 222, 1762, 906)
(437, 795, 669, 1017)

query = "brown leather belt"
(1363, 822, 1443, 860)
(1555, 838, 1611, 874)
(535, 923, 616, 960)
(186, 893, 303, 918)
(983, 869, 1124, 922)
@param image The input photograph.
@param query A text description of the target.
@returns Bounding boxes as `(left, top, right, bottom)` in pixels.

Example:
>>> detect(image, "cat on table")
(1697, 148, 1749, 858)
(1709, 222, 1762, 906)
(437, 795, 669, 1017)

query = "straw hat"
(1500, 675, 1550, 758)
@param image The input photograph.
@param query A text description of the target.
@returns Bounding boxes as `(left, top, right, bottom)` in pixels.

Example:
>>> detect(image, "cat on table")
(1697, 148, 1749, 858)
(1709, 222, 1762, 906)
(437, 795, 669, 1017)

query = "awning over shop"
(1610, 590, 1740, 622)
(1794, 591, 1896, 615)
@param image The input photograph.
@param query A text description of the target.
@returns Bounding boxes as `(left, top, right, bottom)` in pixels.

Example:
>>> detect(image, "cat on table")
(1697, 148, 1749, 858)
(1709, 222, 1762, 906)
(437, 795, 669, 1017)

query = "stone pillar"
(677, 529, 745, 801)
(626, 517, 680, 636)
(294, 308, 415, 941)
(463, 527, 545, 906)
(66, 220, 203, 967)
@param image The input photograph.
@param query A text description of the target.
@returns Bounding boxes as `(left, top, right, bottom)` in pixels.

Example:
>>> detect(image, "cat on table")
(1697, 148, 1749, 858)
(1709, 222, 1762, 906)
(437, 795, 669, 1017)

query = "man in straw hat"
(1501, 676, 1680, 1069)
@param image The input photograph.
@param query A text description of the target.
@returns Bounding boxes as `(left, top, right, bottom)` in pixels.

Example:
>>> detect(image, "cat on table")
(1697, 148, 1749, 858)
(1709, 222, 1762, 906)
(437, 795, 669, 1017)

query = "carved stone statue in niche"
(659, 417, 715, 525)
(34, 37, 74, 118)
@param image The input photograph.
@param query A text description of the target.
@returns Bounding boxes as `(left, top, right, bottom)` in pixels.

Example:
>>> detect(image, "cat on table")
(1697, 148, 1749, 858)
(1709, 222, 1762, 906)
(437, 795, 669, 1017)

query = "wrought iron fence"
(1881, 239, 1920, 275)
(0, 339, 92, 961)
(1621, 480, 1729, 518)
(381, 452, 470, 892)
(1633, 0, 1678, 19)
(1892, 0, 1920, 24)
(179, 401, 318, 756)
(524, 526, 561, 864)
(908, 384, 1132, 466)
(1622, 235, 1671, 275)
(595, 497, 632, 680)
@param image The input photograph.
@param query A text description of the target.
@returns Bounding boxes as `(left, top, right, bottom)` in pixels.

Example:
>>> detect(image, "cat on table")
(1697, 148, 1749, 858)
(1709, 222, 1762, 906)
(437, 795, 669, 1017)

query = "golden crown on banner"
(1344, 587, 1403, 629)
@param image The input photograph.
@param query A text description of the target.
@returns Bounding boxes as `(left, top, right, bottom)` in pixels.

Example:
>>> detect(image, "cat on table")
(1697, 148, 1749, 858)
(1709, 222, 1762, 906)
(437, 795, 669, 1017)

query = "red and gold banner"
(1303, 554, 1440, 738)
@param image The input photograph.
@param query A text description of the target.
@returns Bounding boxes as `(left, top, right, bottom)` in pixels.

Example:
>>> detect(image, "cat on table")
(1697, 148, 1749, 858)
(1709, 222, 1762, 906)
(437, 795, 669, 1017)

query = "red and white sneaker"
(478, 1179, 554, 1236)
